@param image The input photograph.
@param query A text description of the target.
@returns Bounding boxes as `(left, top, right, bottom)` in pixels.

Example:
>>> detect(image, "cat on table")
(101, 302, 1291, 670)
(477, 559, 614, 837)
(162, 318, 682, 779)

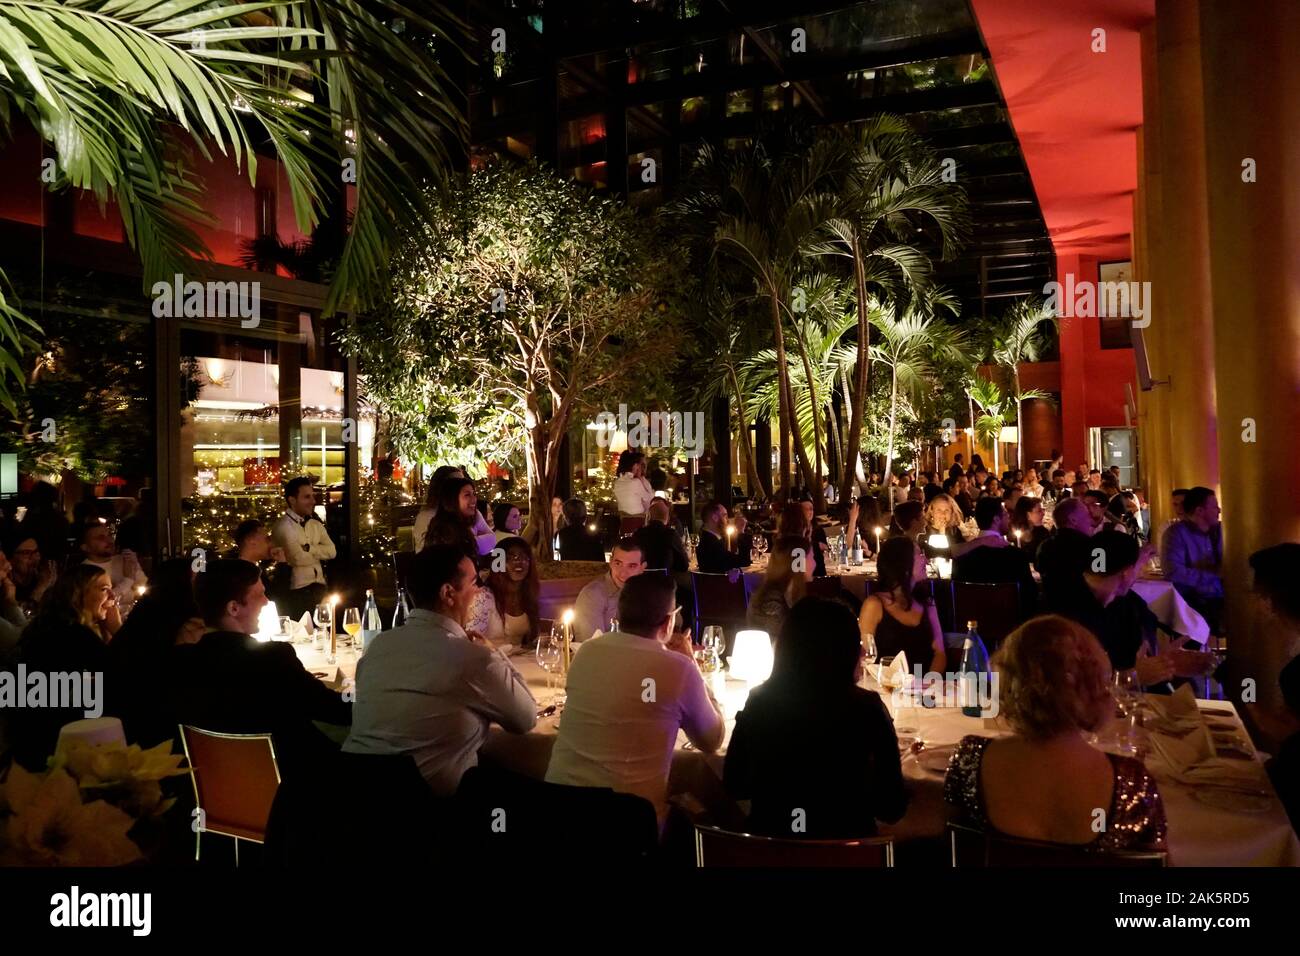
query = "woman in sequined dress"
(944, 615, 1168, 852)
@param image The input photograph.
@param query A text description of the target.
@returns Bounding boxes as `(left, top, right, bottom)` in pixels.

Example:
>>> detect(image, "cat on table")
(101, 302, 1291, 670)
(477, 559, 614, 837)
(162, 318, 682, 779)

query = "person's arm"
(866, 692, 908, 823)
(272, 518, 311, 571)
(926, 602, 946, 674)
(464, 643, 537, 734)
(311, 519, 337, 562)
(572, 581, 602, 642)
(471, 513, 497, 556)
(274, 643, 353, 725)
(1162, 525, 1223, 597)
(858, 595, 883, 645)
(677, 656, 725, 753)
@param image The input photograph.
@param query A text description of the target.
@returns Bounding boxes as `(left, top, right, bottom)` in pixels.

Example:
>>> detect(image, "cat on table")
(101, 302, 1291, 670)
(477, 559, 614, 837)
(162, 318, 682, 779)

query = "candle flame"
(562, 608, 574, 625)
(329, 593, 340, 606)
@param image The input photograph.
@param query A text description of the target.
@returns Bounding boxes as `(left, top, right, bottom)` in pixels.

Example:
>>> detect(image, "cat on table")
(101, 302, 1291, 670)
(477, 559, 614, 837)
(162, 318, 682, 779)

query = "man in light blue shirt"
(344, 545, 536, 795)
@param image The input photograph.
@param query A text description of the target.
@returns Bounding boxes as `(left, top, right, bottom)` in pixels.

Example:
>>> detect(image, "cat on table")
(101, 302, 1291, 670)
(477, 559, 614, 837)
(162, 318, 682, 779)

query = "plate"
(917, 747, 956, 775)
(1190, 787, 1273, 814)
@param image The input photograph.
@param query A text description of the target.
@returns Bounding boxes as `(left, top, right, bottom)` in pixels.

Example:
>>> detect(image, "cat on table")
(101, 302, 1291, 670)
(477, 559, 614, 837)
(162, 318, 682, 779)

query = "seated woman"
(747, 535, 811, 638)
(724, 597, 907, 838)
(492, 500, 523, 543)
(944, 615, 1168, 852)
(411, 465, 463, 551)
(555, 498, 605, 561)
(859, 537, 945, 673)
(922, 493, 966, 558)
(1010, 496, 1051, 561)
(426, 477, 494, 558)
(465, 537, 540, 648)
(7, 565, 118, 769)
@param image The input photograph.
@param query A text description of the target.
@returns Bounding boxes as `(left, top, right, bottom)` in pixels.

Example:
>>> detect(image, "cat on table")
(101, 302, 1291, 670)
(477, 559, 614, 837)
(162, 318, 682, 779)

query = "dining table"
(293, 631, 1298, 866)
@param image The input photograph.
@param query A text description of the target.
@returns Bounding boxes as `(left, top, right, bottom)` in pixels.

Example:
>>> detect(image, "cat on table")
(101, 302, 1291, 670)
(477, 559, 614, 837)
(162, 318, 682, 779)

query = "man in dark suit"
(556, 498, 606, 562)
(171, 559, 352, 779)
(953, 496, 1038, 619)
(696, 500, 751, 573)
(632, 499, 688, 572)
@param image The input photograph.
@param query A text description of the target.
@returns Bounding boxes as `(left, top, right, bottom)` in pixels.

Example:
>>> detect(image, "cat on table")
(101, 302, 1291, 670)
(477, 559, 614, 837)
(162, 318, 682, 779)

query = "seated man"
(1161, 486, 1224, 629)
(344, 545, 536, 795)
(171, 560, 352, 780)
(545, 573, 725, 826)
(79, 519, 148, 618)
(952, 496, 1037, 619)
(695, 499, 752, 573)
(632, 498, 688, 572)
(1035, 498, 1095, 608)
(573, 538, 646, 641)
(1047, 531, 1212, 691)
(555, 498, 606, 562)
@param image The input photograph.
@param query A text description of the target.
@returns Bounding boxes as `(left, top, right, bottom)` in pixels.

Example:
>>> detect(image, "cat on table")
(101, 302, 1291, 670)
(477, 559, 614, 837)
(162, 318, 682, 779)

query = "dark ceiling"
(465, 0, 1054, 319)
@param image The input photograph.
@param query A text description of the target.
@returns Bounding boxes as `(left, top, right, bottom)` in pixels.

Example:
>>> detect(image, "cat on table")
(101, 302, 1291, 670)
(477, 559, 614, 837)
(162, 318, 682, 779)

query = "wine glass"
(313, 603, 332, 650)
(702, 625, 724, 669)
(1111, 669, 1142, 754)
(752, 534, 768, 559)
(342, 607, 361, 649)
(536, 627, 562, 695)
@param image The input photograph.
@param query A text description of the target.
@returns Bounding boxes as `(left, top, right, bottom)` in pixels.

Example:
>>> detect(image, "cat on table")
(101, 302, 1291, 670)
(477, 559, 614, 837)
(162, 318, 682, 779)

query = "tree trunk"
(728, 366, 764, 497)
(828, 399, 843, 491)
(521, 401, 563, 561)
(838, 234, 871, 506)
(770, 292, 817, 498)
(790, 320, 826, 512)
(883, 367, 899, 497)
(1013, 365, 1023, 470)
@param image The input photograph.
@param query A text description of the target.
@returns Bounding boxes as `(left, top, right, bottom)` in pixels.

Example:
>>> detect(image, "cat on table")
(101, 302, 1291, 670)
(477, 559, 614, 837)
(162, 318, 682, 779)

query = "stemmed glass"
(341, 607, 361, 650)
(751, 534, 768, 560)
(1112, 669, 1142, 755)
(702, 625, 724, 671)
(313, 603, 332, 652)
(536, 626, 562, 695)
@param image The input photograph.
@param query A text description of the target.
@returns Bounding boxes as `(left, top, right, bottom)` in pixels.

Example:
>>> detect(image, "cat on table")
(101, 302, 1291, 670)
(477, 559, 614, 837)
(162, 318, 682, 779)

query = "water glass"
(313, 603, 332, 650)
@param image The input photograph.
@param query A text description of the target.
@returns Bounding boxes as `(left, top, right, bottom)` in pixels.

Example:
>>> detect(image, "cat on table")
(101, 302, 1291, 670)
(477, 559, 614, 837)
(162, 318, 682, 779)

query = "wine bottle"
(392, 586, 411, 629)
(360, 588, 382, 652)
(851, 529, 864, 565)
(959, 619, 990, 717)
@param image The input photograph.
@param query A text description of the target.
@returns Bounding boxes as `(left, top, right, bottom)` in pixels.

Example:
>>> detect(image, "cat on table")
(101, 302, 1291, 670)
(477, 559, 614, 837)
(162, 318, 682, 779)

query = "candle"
(561, 607, 575, 672)
(873, 526, 883, 553)
(726, 524, 736, 550)
(1014, 529, 1023, 548)
(328, 593, 340, 657)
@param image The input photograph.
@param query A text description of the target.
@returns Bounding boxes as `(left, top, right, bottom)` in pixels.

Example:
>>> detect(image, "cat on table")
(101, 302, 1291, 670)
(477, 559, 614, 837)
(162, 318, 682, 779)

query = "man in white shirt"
(613, 450, 656, 516)
(79, 520, 147, 617)
(271, 477, 337, 621)
(546, 572, 725, 824)
(344, 544, 537, 795)
(573, 539, 645, 641)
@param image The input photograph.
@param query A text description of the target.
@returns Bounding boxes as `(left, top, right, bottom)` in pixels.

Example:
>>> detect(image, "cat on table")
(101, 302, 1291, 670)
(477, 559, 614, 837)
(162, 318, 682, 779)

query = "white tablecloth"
(1133, 577, 1211, 644)
(293, 638, 1296, 866)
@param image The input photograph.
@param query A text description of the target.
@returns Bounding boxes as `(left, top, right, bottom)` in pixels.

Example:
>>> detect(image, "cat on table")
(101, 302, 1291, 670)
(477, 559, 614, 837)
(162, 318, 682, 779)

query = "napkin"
(298, 611, 314, 633)
(878, 651, 910, 689)
(1144, 720, 1214, 775)
(1143, 684, 1201, 733)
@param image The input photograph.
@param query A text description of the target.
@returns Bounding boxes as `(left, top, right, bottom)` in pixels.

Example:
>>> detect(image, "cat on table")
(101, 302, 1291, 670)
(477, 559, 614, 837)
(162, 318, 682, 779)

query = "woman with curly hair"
(944, 615, 1167, 852)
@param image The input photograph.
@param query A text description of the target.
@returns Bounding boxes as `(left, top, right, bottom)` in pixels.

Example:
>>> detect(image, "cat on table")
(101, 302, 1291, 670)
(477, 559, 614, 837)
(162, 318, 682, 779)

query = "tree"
(671, 125, 842, 508)
(340, 162, 680, 558)
(0, 0, 468, 411)
(815, 116, 970, 506)
(987, 297, 1059, 468)
(869, 297, 967, 486)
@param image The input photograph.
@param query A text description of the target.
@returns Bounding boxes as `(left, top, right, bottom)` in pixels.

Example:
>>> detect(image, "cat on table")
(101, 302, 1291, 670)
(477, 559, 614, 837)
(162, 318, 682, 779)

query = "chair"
(952, 581, 1021, 648)
(948, 822, 1167, 867)
(619, 515, 646, 535)
(694, 824, 895, 867)
(179, 725, 281, 865)
(454, 765, 658, 863)
(691, 571, 749, 656)
(925, 578, 957, 633)
(266, 751, 444, 867)
(806, 577, 843, 600)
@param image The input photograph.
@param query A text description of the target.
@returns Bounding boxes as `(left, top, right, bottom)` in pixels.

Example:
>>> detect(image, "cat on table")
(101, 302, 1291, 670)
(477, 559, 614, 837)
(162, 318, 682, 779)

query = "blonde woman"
(923, 492, 966, 557)
(944, 615, 1167, 852)
(747, 535, 813, 638)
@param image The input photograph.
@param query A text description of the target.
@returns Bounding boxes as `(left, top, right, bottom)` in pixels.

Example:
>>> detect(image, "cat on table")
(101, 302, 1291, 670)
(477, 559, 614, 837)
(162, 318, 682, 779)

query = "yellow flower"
(0, 766, 141, 867)
(54, 738, 190, 787)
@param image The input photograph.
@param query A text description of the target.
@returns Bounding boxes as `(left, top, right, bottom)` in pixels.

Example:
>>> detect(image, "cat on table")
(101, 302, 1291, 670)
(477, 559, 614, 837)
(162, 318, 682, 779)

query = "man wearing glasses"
(546, 572, 724, 829)
(79, 519, 147, 618)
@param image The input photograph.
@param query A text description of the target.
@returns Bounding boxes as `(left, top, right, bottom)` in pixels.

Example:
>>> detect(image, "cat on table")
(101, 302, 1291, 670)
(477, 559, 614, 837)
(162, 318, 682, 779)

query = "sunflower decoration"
(0, 765, 140, 867)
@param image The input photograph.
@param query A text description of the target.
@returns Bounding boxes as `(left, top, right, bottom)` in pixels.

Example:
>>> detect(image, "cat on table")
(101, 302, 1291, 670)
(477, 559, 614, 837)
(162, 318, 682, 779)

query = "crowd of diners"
(1, 446, 1297, 863)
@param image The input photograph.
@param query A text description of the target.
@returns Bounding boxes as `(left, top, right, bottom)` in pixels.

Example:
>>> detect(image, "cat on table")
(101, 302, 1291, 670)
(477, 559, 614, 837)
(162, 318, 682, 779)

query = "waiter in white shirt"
(613, 450, 656, 517)
(79, 519, 148, 617)
(271, 477, 337, 621)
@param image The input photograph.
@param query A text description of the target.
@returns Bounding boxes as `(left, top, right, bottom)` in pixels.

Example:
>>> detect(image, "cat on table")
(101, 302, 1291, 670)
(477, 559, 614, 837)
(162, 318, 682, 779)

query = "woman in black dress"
(725, 597, 907, 838)
(858, 536, 945, 673)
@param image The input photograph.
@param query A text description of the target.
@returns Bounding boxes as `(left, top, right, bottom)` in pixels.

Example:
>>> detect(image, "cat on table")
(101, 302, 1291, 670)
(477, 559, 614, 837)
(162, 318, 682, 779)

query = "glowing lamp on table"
(729, 629, 773, 685)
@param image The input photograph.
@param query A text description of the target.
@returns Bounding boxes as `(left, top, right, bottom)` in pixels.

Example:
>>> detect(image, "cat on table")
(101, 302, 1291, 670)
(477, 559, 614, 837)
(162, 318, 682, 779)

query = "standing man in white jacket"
(272, 476, 337, 621)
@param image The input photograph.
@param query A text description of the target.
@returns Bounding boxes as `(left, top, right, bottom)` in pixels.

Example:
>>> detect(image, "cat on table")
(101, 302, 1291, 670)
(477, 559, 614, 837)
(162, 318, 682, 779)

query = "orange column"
(1198, 0, 1300, 708)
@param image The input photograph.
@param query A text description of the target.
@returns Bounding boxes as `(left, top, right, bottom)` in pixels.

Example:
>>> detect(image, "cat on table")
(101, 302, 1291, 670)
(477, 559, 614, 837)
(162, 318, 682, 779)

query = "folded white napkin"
(299, 611, 314, 633)
(1144, 684, 1202, 732)
(879, 651, 910, 689)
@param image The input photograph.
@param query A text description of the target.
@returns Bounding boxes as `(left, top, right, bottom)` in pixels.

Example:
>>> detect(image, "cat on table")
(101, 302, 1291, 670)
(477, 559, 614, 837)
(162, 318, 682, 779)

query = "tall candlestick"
(726, 524, 736, 551)
(1014, 529, 1023, 548)
(873, 526, 883, 554)
(561, 607, 574, 673)
(329, 593, 339, 658)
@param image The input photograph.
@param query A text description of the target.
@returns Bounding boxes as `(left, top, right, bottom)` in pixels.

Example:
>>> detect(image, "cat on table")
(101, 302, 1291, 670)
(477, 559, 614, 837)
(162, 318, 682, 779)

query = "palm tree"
(967, 377, 1007, 475)
(988, 297, 1059, 468)
(813, 115, 970, 506)
(0, 0, 467, 412)
(671, 126, 842, 507)
(869, 295, 967, 487)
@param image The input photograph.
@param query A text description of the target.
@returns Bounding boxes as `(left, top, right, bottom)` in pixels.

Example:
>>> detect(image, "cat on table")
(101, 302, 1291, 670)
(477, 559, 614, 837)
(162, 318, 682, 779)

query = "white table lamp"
(729, 629, 773, 684)
(254, 600, 281, 643)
